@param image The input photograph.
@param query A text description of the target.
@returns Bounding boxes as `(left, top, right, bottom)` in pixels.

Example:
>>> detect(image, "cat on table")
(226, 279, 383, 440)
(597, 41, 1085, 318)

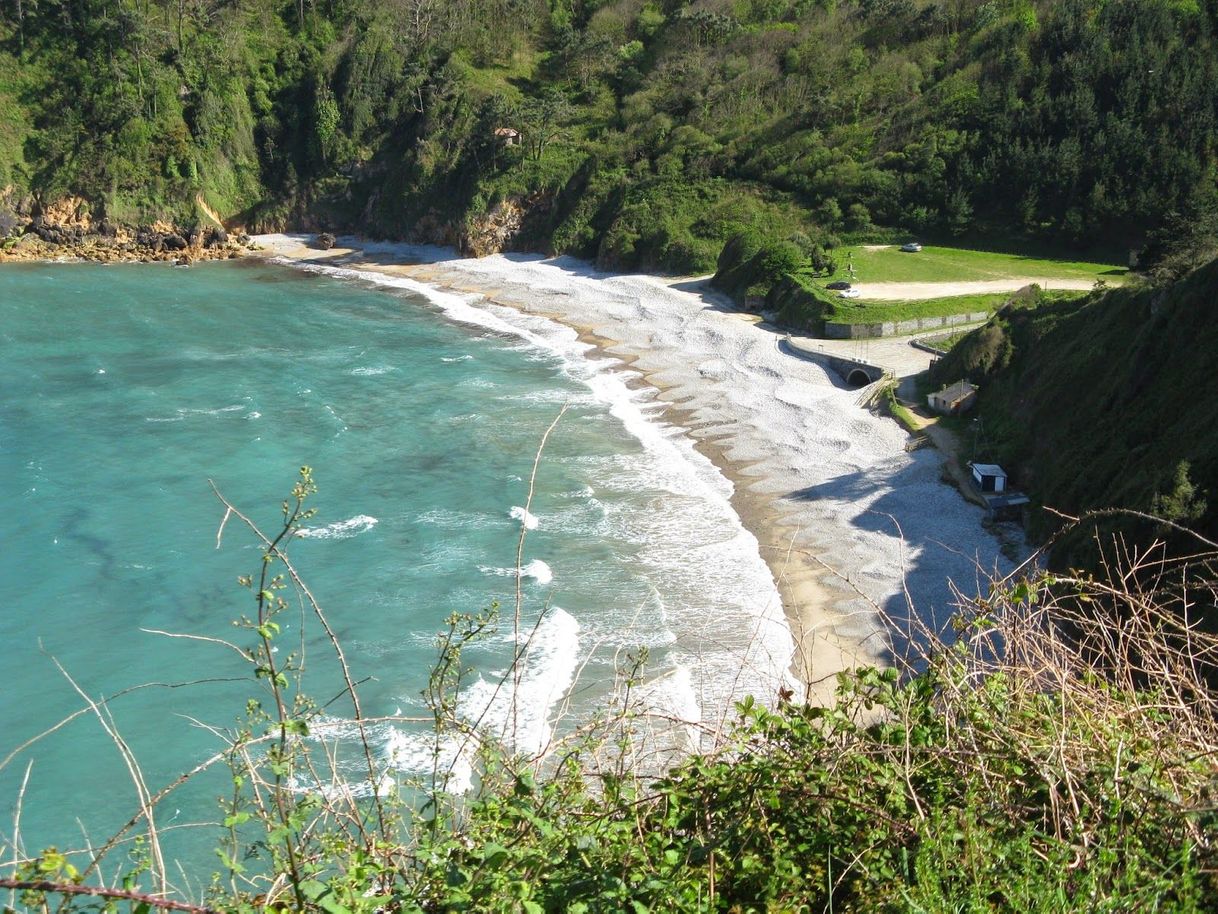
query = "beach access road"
(782, 323, 986, 393)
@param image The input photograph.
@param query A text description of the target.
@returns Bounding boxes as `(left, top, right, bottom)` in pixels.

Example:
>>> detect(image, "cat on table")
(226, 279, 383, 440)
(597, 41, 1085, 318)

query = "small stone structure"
(780, 337, 888, 387)
(967, 463, 1030, 521)
(927, 380, 977, 415)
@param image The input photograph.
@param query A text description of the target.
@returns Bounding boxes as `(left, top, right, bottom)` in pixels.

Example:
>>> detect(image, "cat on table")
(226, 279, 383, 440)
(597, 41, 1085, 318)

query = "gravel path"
(854, 278, 1096, 300)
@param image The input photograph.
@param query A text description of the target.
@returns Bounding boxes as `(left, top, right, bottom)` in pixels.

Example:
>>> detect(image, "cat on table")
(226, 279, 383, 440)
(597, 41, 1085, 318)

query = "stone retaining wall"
(824, 310, 992, 340)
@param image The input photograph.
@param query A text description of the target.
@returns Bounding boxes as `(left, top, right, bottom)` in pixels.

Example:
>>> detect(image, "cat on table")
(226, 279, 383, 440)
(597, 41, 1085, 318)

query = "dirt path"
(195, 193, 225, 228)
(854, 278, 1096, 300)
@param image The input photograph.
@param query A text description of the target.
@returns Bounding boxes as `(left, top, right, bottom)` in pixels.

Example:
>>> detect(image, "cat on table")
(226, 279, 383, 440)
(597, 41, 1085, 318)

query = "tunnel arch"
(846, 368, 872, 388)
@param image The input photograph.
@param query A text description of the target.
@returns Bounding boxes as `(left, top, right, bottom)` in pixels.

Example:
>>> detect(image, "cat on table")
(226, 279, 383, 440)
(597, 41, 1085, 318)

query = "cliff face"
(933, 258, 1218, 558)
(0, 192, 252, 263)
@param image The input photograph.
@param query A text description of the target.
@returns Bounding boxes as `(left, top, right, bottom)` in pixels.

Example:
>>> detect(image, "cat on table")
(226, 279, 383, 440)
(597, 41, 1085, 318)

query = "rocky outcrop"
(39, 195, 93, 231)
(0, 193, 256, 264)
(457, 192, 552, 258)
(461, 197, 526, 258)
(0, 186, 33, 238)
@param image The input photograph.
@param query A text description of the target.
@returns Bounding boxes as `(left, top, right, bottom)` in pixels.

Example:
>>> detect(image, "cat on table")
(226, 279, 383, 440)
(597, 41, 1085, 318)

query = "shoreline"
(255, 234, 1011, 703)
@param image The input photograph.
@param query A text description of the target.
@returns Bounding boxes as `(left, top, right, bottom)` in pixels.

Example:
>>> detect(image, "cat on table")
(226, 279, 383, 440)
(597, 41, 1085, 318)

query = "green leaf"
(300, 879, 353, 914)
(214, 848, 244, 875)
(480, 842, 510, 867)
(222, 811, 251, 828)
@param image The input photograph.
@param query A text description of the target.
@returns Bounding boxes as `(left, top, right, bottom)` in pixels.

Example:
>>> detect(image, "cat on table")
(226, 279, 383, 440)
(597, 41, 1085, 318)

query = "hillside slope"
(1, 1, 1216, 273)
(932, 259, 1218, 561)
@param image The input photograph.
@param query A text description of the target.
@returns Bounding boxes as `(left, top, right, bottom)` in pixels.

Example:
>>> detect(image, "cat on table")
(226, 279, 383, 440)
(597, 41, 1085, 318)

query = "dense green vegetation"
(933, 256, 1218, 564)
(7, 473, 1218, 912)
(1, 0, 1216, 277)
(6, 3, 1218, 907)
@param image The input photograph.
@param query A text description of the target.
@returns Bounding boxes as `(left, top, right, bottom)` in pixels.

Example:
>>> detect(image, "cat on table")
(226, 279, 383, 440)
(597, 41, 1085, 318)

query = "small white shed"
(970, 463, 1007, 493)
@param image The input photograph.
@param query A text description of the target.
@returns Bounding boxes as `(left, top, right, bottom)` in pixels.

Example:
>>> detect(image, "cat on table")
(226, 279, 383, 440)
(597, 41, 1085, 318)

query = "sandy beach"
(256, 234, 1012, 705)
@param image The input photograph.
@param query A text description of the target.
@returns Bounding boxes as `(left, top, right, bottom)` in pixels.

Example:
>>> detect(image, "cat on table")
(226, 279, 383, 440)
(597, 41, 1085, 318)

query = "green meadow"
(834, 245, 1128, 286)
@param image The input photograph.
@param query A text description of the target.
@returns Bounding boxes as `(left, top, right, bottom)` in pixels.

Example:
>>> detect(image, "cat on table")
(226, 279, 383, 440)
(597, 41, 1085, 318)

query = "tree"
(520, 89, 570, 163)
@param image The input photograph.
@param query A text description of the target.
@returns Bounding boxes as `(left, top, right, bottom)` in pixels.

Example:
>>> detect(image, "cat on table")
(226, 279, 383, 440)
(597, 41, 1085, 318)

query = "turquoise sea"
(0, 259, 787, 878)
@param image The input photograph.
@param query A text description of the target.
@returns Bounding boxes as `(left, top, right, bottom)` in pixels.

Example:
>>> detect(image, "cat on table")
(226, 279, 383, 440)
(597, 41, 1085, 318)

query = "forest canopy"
(1, 0, 1216, 273)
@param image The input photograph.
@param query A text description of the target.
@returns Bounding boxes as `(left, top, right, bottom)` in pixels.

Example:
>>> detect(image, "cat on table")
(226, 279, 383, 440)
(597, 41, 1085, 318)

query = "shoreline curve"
(254, 233, 1012, 704)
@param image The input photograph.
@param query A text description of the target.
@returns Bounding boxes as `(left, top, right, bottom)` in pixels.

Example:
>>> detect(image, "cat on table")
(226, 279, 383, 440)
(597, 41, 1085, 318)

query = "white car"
(838, 288, 861, 299)
(900, 241, 923, 253)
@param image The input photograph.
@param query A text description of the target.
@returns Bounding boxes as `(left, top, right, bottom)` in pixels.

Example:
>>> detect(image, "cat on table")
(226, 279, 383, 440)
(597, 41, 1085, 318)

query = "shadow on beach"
(788, 454, 1004, 669)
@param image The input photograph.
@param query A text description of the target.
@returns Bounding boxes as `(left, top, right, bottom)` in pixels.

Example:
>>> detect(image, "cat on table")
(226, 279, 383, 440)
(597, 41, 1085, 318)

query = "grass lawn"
(830, 292, 1010, 324)
(828, 288, 1088, 327)
(927, 328, 978, 351)
(831, 244, 1128, 285)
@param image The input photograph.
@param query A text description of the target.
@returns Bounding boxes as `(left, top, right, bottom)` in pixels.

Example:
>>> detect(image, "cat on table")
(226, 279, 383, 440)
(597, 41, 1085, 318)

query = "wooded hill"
(1, 0, 1216, 275)
(932, 255, 1218, 568)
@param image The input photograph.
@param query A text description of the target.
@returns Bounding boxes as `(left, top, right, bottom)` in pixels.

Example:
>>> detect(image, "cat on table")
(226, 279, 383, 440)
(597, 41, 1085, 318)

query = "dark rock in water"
(315, 232, 337, 250)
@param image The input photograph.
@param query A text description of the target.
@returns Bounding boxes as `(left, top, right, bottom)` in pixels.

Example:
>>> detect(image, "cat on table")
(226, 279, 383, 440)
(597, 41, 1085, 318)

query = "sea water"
(0, 260, 788, 878)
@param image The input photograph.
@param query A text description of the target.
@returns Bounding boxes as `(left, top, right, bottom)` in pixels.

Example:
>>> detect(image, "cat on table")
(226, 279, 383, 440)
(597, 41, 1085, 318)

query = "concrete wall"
(824, 311, 992, 340)
(780, 338, 888, 385)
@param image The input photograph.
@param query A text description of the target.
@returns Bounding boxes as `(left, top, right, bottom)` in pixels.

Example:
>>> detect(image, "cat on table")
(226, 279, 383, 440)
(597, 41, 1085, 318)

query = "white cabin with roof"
(970, 463, 1007, 493)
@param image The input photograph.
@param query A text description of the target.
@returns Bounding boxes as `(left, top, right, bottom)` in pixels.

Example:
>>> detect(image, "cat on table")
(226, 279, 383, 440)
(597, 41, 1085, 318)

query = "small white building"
(970, 463, 1007, 493)
(493, 126, 521, 146)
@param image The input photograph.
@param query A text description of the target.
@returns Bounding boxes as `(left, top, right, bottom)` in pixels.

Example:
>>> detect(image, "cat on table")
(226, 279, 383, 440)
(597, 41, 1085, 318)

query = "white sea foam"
(441, 354, 473, 362)
(522, 559, 553, 585)
(377, 606, 581, 792)
(510, 505, 540, 529)
(257, 234, 820, 736)
(145, 403, 247, 422)
(351, 365, 396, 376)
(296, 514, 379, 540)
(479, 558, 553, 585)
(462, 606, 580, 755)
(417, 508, 496, 530)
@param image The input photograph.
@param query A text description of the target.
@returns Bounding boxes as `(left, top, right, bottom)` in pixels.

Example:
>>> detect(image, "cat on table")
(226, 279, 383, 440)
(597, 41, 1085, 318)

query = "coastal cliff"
(0, 189, 252, 263)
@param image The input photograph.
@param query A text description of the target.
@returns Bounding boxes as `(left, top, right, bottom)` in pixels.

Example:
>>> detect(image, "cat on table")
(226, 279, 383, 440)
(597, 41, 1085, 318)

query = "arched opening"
(847, 368, 872, 388)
